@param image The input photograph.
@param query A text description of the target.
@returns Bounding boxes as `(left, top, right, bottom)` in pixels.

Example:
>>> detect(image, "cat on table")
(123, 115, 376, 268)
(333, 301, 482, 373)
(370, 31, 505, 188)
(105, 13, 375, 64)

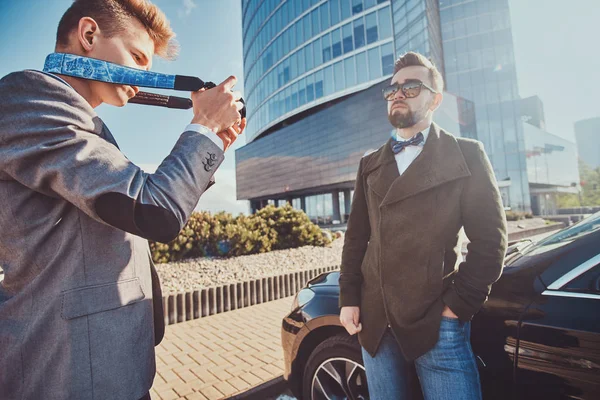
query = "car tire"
(301, 334, 369, 400)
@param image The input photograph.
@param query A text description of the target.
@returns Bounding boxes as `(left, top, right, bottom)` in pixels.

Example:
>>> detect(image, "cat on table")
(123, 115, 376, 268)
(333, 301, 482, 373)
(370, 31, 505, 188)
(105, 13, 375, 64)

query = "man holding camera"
(339, 52, 507, 399)
(0, 1, 244, 399)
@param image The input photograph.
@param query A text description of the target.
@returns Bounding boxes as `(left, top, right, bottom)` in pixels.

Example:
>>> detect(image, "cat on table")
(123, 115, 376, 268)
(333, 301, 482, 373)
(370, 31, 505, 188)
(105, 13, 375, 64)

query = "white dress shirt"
(184, 124, 224, 151)
(392, 129, 429, 175)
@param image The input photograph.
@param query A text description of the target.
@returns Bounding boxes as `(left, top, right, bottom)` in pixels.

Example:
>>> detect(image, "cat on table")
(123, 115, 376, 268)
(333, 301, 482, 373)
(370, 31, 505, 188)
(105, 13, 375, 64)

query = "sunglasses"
(382, 80, 438, 101)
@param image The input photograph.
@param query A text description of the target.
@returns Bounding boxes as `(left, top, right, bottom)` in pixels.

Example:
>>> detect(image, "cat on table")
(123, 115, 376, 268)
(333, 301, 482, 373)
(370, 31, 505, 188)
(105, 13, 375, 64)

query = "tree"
(559, 159, 600, 207)
(580, 159, 600, 206)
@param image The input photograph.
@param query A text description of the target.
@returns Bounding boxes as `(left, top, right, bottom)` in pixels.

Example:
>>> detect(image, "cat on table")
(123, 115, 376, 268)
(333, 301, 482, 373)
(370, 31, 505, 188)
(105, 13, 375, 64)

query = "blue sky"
(0, 0, 598, 214)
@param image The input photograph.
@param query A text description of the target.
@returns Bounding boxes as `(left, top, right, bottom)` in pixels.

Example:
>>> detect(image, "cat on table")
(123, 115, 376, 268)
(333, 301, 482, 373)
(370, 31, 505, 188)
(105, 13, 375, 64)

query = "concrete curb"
(161, 265, 339, 327)
(507, 222, 563, 242)
(225, 376, 287, 400)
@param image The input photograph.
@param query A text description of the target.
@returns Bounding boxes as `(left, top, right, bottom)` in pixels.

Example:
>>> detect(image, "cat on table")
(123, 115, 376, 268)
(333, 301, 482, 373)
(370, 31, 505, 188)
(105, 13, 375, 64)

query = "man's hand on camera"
(190, 76, 244, 134)
(217, 118, 246, 152)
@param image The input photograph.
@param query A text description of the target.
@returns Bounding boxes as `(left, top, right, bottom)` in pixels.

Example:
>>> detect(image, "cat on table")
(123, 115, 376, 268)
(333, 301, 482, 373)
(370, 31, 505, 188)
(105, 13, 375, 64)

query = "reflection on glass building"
(575, 117, 600, 169)
(237, 0, 568, 222)
(523, 123, 579, 215)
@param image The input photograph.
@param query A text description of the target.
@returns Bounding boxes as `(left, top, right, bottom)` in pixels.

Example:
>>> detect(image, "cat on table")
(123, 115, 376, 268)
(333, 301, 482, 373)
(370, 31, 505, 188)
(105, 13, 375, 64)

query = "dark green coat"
(339, 123, 507, 360)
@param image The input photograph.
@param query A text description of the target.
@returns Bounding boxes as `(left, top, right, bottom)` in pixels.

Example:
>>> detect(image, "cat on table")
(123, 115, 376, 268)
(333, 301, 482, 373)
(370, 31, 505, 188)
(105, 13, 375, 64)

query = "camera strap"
(42, 53, 245, 117)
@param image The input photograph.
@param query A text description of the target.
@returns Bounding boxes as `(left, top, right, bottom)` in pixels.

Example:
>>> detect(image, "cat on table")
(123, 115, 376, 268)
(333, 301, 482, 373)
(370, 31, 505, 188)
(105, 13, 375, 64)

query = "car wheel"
(301, 334, 369, 400)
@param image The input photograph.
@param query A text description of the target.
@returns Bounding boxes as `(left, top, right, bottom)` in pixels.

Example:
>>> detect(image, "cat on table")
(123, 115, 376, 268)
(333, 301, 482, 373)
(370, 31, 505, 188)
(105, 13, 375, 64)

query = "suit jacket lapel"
(92, 116, 120, 150)
(101, 124, 120, 150)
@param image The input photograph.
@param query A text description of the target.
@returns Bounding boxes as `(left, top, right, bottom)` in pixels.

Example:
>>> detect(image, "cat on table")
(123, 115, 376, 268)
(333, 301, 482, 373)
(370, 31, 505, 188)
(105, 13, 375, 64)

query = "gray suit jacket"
(0, 70, 224, 400)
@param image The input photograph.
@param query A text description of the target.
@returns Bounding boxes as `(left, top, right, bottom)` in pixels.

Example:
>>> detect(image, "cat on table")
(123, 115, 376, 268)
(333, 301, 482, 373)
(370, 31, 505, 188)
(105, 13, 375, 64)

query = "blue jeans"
(361, 317, 482, 400)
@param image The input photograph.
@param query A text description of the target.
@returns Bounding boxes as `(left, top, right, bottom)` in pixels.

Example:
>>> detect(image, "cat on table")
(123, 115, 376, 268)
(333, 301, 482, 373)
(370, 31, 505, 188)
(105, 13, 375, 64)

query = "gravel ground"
(156, 239, 344, 294)
(155, 218, 559, 294)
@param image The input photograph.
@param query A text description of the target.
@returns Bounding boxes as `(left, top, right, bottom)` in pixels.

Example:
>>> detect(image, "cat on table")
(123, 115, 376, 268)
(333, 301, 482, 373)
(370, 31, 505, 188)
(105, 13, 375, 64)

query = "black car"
(281, 212, 600, 400)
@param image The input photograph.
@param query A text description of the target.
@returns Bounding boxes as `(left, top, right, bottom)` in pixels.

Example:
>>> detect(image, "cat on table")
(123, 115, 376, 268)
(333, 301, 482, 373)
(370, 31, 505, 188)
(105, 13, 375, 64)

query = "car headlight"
(291, 288, 316, 311)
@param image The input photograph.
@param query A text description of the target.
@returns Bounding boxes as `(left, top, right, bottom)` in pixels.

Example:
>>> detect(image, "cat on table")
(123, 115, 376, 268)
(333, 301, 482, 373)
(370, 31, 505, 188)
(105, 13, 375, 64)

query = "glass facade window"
(306, 75, 315, 102)
(356, 51, 368, 83)
(344, 57, 356, 87)
(324, 65, 334, 95)
(343, 23, 354, 54)
(306, 42, 314, 71)
(304, 193, 334, 225)
(341, 0, 352, 20)
(332, 28, 343, 58)
(353, 0, 364, 15)
(354, 18, 365, 49)
(320, 4, 329, 28)
(330, 0, 341, 25)
(366, 11, 378, 43)
(311, 9, 320, 37)
(303, 14, 311, 42)
(315, 69, 325, 98)
(381, 42, 394, 75)
(298, 77, 307, 105)
(298, 47, 306, 75)
(367, 47, 379, 81)
(334, 60, 345, 91)
(313, 39, 323, 66)
(378, 7, 392, 40)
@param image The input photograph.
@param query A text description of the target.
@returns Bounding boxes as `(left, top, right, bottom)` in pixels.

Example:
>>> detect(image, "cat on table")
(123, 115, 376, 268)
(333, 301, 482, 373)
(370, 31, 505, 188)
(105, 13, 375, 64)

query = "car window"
(522, 211, 600, 256)
(564, 264, 600, 295)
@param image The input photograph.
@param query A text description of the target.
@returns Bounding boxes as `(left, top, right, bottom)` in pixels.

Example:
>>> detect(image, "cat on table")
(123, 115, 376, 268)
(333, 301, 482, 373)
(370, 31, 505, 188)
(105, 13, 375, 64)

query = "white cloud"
(179, 0, 197, 18)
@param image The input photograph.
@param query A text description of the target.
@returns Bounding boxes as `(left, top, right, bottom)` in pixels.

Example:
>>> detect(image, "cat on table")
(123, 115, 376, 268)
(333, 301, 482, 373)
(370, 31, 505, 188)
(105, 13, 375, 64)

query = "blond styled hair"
(56, 0, 178, 60)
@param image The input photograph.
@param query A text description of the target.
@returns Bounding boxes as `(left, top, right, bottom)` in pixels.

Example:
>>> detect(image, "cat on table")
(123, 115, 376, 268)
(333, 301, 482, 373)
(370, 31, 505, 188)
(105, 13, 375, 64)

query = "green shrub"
(149, 205, 330, 263)
(505, 210, 534, 221)
(505, 210, 520, 221)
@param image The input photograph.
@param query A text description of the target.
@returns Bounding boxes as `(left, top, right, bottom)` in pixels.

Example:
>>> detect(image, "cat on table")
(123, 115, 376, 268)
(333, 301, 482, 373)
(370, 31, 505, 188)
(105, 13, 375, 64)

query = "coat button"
(203, 152, 217, 172)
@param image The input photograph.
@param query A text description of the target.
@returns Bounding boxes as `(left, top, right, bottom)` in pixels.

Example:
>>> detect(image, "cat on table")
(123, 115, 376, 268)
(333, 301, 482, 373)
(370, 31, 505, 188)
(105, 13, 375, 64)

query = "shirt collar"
(39, 71, 73, 89)
(391, 128, 428, 145)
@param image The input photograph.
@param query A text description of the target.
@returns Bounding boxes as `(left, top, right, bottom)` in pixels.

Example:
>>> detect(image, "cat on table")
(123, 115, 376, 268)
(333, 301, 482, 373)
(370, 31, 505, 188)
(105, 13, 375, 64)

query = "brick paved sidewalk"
(150, 296, 294, 400)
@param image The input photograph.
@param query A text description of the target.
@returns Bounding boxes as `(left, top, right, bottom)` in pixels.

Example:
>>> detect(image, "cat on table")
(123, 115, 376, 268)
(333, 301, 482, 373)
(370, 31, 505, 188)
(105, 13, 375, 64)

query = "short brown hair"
(393, 52, 444, 92)
(56, 0, 178, 60)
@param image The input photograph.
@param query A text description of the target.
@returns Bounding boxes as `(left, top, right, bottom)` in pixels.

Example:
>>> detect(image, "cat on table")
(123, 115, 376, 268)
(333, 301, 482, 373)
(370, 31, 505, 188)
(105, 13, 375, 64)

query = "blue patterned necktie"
(390, 132, 424, 154)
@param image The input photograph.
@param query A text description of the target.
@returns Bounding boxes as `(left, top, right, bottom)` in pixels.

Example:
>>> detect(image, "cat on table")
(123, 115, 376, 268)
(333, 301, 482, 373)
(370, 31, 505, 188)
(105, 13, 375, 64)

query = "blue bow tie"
(390, 132, 424, 154)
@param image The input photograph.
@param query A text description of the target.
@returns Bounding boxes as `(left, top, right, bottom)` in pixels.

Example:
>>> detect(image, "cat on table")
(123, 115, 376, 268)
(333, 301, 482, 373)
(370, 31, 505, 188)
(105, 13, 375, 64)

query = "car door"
(516, 253, 600, 400)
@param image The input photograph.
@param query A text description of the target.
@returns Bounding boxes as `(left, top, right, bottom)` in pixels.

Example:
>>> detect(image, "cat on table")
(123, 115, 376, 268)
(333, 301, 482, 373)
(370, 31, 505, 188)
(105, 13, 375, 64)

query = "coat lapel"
(364, 123, 472, 207)
(363, 136, 399, 199)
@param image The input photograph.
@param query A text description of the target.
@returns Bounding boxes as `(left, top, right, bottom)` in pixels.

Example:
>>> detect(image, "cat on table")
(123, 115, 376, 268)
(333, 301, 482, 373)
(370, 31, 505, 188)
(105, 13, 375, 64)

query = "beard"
(388, 101, 430, 129)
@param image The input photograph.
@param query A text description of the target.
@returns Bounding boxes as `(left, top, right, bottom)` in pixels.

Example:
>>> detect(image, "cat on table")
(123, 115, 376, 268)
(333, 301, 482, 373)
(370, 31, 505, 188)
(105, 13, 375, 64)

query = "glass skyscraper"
(242, 0, 395, 142)
(237, 0, 541, 220)
(439, 0, 530, 210)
